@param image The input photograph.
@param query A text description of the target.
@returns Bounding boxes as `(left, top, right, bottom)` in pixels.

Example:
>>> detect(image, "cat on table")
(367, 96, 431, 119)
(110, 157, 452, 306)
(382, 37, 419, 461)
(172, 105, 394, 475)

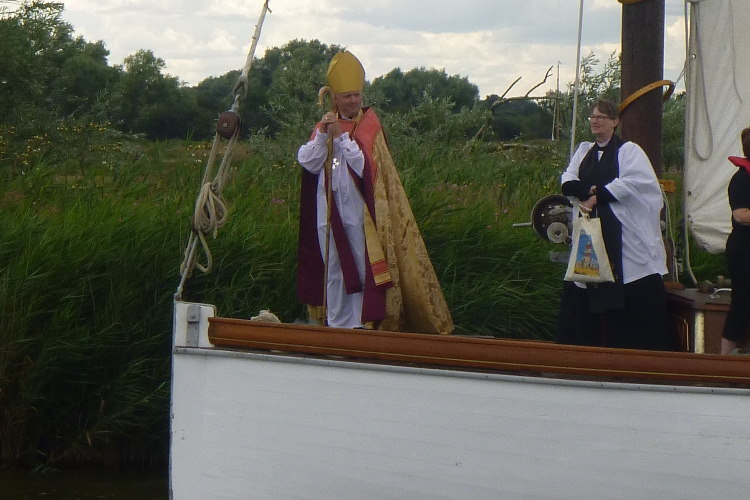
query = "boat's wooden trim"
(207, 318, 750, 388)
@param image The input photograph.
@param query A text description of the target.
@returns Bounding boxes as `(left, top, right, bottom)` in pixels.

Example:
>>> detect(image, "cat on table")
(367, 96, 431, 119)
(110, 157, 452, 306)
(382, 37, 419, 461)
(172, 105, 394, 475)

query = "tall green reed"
(0, 143, 198, 468)
(391, 136, 568, 337)
(1, 204, 179, 467)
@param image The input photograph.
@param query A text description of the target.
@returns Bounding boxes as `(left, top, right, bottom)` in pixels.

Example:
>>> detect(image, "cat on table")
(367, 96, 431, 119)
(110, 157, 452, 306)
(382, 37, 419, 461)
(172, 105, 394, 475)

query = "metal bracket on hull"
(174, 301, 215, 349)
(186, 304, 201, 347)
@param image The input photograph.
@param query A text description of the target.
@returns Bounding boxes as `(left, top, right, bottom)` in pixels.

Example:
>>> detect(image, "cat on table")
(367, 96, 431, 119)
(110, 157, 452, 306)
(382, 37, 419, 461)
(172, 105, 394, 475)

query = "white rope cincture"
(175, 0, 272, 301)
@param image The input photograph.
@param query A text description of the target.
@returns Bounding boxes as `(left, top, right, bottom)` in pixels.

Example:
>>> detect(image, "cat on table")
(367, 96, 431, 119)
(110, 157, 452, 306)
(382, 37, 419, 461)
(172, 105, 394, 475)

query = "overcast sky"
(60, 0, 688, 98)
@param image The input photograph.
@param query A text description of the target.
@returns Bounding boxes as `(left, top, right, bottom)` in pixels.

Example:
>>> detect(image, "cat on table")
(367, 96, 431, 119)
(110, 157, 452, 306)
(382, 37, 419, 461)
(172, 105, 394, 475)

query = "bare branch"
(524, 66, 554, 97)
(499, 77, 522, 99)
(490, 94, 560, 112)
(471, 67, 562, 143)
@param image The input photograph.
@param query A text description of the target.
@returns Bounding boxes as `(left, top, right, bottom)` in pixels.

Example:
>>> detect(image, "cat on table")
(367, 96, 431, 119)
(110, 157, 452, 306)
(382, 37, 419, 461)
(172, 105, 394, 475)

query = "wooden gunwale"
(208, 317, 750, 388)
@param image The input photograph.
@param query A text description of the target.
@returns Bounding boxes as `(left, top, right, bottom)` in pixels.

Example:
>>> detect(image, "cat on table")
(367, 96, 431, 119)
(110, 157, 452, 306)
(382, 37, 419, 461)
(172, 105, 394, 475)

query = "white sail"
(685, 0, 750, 253)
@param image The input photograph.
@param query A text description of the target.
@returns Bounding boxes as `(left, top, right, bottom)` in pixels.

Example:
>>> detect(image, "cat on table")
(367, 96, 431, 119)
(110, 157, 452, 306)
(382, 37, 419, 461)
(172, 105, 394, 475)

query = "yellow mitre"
(326, 51, 365, 93)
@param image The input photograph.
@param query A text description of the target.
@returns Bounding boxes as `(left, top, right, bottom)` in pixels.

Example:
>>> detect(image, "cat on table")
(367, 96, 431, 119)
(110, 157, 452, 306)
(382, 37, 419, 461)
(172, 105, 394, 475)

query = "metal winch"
(514, 194, 573, 244)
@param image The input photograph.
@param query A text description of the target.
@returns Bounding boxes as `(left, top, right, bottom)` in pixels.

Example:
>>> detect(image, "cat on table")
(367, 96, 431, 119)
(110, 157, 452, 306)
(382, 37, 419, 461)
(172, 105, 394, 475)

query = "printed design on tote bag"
(573, 234, 601, 276)
(564, 210, 614, 283)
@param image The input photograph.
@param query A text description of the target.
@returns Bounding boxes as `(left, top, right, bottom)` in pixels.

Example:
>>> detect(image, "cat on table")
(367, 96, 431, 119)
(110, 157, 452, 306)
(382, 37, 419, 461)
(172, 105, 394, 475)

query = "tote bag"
(564, 210, 615, 283)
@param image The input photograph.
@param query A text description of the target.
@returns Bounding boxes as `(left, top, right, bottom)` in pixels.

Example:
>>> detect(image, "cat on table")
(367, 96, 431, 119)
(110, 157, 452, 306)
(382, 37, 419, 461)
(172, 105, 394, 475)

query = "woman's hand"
(580, 194, 597, 213)
(579, 185, 597, 213)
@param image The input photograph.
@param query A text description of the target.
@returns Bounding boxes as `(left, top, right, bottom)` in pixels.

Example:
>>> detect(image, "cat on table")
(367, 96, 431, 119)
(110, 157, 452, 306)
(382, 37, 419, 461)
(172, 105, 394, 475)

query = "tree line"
(0, 3, 561, 140)
(1, 1, 684, 170)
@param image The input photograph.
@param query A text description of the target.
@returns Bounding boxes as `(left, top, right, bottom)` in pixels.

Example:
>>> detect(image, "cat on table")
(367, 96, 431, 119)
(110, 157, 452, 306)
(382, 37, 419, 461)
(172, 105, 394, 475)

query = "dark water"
(0, 470, 168, 499)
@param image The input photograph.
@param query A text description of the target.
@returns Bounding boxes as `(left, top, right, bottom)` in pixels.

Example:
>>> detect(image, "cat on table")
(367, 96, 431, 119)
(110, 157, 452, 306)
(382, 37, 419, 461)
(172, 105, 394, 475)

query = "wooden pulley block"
(216, 111, 241, 139)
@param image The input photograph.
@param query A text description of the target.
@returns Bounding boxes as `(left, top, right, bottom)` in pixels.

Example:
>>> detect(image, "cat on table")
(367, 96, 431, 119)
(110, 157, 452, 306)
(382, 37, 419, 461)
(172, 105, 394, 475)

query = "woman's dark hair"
(592, 99, 620, 120)
(742, 127, 750, 158)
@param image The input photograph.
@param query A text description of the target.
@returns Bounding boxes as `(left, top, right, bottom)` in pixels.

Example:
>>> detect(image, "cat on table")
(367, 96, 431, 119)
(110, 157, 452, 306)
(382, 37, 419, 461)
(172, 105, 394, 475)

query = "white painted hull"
(170, 302, 750, 499)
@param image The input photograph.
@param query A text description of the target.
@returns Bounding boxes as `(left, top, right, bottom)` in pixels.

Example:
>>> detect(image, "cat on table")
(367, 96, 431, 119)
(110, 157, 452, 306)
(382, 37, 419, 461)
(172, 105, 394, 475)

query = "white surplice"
(297, 129, 366, 328)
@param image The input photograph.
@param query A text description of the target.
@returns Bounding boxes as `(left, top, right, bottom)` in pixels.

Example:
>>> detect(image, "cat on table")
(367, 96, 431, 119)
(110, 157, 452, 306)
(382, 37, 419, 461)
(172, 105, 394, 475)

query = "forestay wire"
(569, 0, 585, 159)
(175, 0, 272, 301)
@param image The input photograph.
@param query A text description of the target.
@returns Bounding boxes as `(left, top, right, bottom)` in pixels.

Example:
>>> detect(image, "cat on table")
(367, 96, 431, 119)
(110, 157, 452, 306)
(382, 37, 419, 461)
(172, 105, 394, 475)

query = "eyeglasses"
(588, 114, 612, 121)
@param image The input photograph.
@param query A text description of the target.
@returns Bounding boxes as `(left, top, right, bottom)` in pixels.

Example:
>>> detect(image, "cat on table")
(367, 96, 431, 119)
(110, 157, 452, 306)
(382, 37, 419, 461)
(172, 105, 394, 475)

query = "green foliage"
(0, 119, 132, 183)
(177, 140, 304, 320)
(382, 93, 485, 145)
(0, 138, 230, 468)
(370, 67, 478, 114)
(49, 41, 119, 118)
(484, 99, 554, 140)
(0, 194, 183, 467)
(105, 50, 204, 140)
(0, 3, 212, 147)
(190, 39, 344, 141)
(191, 71, 239, 136)
(193, 70, 238, 113)
(0, 2, 73, 134)
(0, 1, 685, 163)
(554, 51, 621, 143)
(252, 39, 341, 138)
(662, 91, 685, 171)
(392, 139, 567, 336)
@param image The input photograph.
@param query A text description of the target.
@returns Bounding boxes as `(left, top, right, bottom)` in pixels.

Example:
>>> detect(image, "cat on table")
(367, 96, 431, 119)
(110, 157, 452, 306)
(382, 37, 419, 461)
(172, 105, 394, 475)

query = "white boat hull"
(170, 302, 750, 499)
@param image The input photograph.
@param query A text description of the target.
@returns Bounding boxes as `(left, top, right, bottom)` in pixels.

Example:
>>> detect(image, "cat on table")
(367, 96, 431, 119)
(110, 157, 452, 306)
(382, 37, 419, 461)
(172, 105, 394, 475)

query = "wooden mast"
(619, 0, 665, 177)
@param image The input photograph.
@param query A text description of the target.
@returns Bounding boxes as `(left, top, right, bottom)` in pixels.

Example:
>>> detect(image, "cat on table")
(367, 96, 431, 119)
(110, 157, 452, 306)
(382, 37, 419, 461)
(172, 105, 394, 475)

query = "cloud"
(60, 0, 687, 96)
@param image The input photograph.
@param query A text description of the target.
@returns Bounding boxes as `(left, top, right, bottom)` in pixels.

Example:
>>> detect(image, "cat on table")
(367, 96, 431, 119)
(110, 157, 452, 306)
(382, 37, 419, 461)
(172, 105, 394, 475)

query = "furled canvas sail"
(685, 0, 750, 253)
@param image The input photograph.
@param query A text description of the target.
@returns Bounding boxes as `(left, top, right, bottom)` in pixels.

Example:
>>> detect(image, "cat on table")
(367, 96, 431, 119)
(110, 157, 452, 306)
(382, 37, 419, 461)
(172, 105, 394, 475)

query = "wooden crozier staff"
(317, 85, 337, 325)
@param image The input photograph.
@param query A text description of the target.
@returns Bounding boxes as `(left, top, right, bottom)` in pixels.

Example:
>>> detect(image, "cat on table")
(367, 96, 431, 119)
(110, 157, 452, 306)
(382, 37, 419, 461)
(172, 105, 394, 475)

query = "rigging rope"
(175, 0, 272, 301)
(681, 0, 698, 287)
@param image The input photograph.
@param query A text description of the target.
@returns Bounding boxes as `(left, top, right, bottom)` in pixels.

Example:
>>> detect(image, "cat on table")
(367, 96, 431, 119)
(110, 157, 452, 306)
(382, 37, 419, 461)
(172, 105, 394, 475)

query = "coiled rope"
(175, 0, 271, 301)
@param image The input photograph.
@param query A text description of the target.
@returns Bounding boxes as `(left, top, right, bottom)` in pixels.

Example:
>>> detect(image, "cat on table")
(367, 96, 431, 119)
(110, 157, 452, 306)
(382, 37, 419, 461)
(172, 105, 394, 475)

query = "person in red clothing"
(296, 51, 452, 334)
(721, 127, 750, 354)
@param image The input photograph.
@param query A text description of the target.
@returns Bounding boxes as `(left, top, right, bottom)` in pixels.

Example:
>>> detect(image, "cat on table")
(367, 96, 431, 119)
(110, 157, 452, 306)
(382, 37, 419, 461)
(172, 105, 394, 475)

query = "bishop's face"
(334, 91, 363, 119)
